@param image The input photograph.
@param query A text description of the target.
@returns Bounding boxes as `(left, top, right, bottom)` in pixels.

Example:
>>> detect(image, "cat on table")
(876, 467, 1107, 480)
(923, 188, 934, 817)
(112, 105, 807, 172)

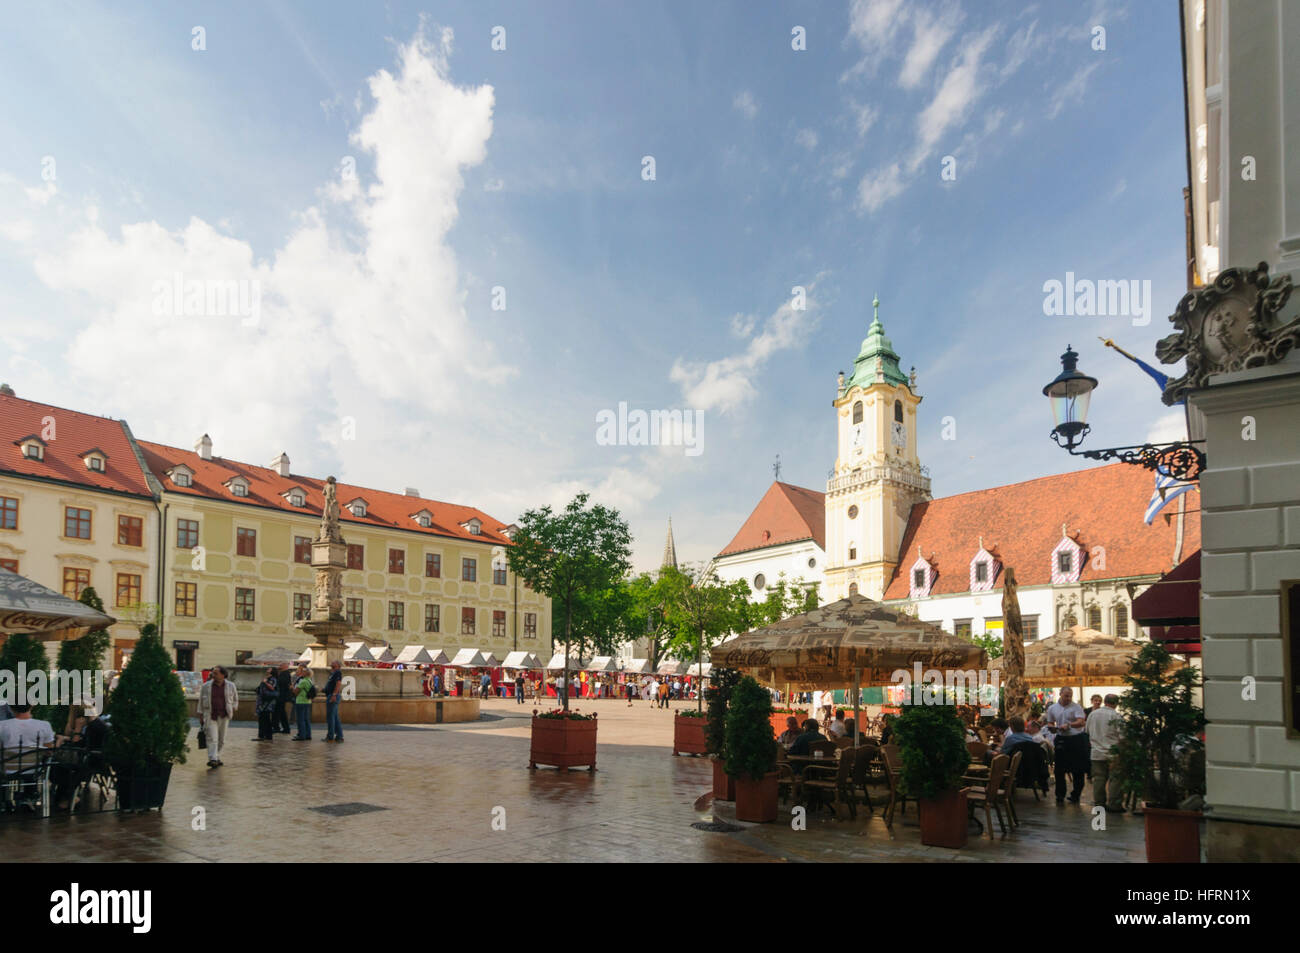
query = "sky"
(0, 0, 1192, 572)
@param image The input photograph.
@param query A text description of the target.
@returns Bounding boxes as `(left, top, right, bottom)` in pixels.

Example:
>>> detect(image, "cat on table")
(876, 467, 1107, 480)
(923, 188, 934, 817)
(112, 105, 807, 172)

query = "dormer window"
(969, 543, 1001, 593)
(281, 486, 308, 507)
(1051, 532, 1084, 584)
(462, 518, 482, 535)
(174, 472, 191, 487)
(974, 561, 988, 583)
(16, 436, 46, 461)
(412, 509, 433, 529)
(168, 464, 194, 488)
(225, 476, 250, 498)
(348, 498, 368, 518)
(909, 553, 934, 599)
(87, 456, 105, 472)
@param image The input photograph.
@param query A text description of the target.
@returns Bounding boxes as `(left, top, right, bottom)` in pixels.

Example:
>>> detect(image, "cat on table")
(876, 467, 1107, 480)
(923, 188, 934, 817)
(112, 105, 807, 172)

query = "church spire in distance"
(661, 517, 678, 571)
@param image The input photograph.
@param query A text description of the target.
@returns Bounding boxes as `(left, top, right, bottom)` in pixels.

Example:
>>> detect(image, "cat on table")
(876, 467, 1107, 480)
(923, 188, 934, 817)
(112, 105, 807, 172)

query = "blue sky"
(0, 0, 1191, 570)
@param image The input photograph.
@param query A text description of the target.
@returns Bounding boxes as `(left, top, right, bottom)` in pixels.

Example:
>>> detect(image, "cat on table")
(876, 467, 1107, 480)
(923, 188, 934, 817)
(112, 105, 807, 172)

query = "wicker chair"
(967, 754, 1010, 836)
(881, 744, 908, 825)
(849, 745, 876, 816)
(803, 747, 857, 819)
(999, 750, 1023, 827)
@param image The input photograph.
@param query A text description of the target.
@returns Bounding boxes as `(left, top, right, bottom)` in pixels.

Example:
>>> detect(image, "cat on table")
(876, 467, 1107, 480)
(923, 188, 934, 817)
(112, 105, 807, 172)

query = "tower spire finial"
(873, 293, 880, 322)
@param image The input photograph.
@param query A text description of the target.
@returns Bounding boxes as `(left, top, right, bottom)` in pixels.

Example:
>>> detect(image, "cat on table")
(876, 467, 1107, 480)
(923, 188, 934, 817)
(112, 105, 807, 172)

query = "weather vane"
(772, 454, 782, 481)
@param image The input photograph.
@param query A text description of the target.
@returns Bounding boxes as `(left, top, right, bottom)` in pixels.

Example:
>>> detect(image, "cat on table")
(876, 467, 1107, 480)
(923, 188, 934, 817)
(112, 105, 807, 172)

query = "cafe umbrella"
(989, 624, 1184, 691)
(711, 593, 988, 746)
(0, 567, 116, 641)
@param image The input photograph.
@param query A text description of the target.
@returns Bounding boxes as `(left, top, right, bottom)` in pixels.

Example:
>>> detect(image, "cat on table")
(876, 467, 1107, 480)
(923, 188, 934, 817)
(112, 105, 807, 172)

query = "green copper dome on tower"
(844, 295, 909, 392)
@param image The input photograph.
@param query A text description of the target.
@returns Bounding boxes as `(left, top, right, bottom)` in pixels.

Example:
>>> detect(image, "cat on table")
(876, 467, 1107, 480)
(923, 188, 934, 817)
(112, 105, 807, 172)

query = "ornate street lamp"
(1043, 344, 1206, 481)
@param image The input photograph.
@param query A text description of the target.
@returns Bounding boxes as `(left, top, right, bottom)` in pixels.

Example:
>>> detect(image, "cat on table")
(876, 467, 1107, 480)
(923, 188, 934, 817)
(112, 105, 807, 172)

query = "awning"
(685, 662, 712, 677)
(369, 644, 396, 663)
(502, 651, 540, 669)
(544, 652, 588, 671)
(424, 649, 450, 666)
(246, 646, 305, 665)
(343, 642, 375, 662)
(1133, 550, 1201, 627)
(586, 655, 620, 672)
(622, 658, 652, 674)
(654, 659, 680, 676)
(480, 652, 501, 667)
(0, 567, 117, 641)
(447, 648, 487, 668)
(394, 645, 435, 665)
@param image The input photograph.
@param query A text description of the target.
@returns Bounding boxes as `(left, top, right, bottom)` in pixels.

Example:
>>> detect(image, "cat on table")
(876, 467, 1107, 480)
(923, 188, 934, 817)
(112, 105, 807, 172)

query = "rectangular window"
(0, 497, 17, 530)
(388, 548, 405, 574)
(65, 506, 92, 540)
(117, 515, 143, 547)
(425, 553, 441, 578)
(1057, 551, 1073, 574)
(1115, 604, 1128, 636)
(294, 535, 313, 564)
(62, 567, 90, 600)
(1023, 615, 1040, 641)
(115, 573, 141, 607)
(347, 544, 364, 570)
(953, 619, 972, 639)
(462, 558, 477, 582)
(235, 587, 256, 621)
(1087, 606, 1102, 631)
(175, 582, 197, 617)
(346, 598, 364, 627)
(177, 518, 199, 548)
(424, 604, 440, 633)
(461, 606, 476, 635)
(492, 610, 506, 637)
(236, 527, 257, 557)
(974, 561, 988, 583)
(293, 593, 312, 621)
(388, 601, 405, 630)
(493, 567, 507, 586)
(524, 613, 537, 638)
(848, 547, 857, 561)
(0, 558, 18, 573)
(913, 568, 926, 589)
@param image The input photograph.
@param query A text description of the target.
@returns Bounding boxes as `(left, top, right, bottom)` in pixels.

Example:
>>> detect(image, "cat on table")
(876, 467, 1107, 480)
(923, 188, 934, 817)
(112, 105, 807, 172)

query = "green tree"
(663, 564, 750, 713)
(507, 493, 632, 710)
(723, 675, 776, 781)
(106, 623, 190, 769)
(1114, 641, 1206, 809)
(49, 585, 114, 731)
(0, 631, 52, 722)
(744, 573, 819, 629)
(894, 701, 970, 800)
(971, 632, 1003, 660)
(623, 567, 687, 667)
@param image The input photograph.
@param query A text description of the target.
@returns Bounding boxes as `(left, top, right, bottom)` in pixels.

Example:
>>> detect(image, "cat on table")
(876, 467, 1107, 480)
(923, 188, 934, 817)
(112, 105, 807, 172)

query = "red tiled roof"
(718, 482, 826, 557)
(0, 393, 155, 498)
(138, 441, 514, 547)
(882, 463, 1201, 600)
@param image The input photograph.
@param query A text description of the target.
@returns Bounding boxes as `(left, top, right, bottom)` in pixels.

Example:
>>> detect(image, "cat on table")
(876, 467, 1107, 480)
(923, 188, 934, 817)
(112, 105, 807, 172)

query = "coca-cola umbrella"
(0, 567, 116, 641)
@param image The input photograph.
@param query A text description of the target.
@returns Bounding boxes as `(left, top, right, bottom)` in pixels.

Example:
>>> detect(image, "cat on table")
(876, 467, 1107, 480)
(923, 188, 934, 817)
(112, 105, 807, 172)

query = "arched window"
(852, 401, 863, 424)
(894, 400, 903, 423)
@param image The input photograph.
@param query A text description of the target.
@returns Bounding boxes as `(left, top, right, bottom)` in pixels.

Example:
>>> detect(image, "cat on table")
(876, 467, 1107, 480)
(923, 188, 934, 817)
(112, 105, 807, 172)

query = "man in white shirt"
(827, 710, 848, 738)
(0, 704, 55, 767)
(1087, 694, 1125, 813)
(1045, 687, 1088, 805)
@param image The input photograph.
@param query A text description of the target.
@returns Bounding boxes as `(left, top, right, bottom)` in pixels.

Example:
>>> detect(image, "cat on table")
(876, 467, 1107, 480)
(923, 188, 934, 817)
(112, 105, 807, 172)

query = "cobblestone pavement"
(2, 699, 1145, 862)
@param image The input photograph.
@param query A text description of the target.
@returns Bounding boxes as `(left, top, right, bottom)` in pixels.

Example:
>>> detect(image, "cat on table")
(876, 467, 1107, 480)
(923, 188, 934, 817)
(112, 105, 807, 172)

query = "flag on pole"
(1099, 337, 1184, 405)
(1145, 470, 1194, 524)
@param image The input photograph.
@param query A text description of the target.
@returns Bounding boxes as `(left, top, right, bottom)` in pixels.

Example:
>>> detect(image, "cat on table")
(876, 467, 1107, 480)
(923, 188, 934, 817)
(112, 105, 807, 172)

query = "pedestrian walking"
(480, 672, 492, 699)
(275, 662, 293, 734)
(254, 667, 278, 741)
(199, 665, 238, 767)
(1087, 694, 1125, 812)
(514, 672, 525, 704)
(323, 660, 345, 742)
(292, 664, 315, 741)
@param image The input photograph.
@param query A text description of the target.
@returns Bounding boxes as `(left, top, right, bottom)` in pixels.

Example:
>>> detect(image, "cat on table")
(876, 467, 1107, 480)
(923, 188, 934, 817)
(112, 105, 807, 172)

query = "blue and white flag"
(1145, 470, 1194, 524)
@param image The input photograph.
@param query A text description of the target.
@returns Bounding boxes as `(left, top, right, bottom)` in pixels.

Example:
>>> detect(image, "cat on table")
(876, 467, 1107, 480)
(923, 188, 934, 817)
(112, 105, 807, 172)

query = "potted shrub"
(724, 676, 778, 822)
(895, 701, 971, 848)
(704, 669, 742, 799)
(105, 624, 190, 811)
(528, 708, 598, 771)
(673, 707, 708, 756)
(1115, 641, 1206, 863)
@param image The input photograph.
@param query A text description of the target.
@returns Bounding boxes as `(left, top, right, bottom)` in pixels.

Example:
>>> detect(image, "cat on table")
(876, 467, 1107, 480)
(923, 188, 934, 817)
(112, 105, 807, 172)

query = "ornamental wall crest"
(1157, 262, 1297, 405)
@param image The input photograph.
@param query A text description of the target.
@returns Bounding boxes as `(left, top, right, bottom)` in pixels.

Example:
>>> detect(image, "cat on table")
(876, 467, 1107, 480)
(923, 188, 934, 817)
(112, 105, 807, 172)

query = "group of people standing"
(198, 661, 346, 767)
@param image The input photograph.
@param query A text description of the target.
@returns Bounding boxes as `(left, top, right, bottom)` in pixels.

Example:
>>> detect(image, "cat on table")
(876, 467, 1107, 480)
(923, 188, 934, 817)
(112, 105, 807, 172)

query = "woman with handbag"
(254, 668, 279, 741)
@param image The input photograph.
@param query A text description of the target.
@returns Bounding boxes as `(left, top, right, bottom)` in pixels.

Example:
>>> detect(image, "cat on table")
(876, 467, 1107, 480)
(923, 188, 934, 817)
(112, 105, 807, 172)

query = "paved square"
(2, 700, 1146, 862)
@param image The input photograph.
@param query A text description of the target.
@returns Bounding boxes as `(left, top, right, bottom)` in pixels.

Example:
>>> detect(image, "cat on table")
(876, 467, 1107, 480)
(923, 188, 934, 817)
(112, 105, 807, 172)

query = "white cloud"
(911, 26, 997, 171)
(795, 128, 818, 150)
(1146, 410, 1187, 444)
(1047, 59, 1101, 119)
(733, 90, 758, 119)
(898, 7, 959, 89)
(856, 161, 904, 213)
(847, 0, 909, 58)
(851, 101, 879, 138)
(670, 285, 822, 415)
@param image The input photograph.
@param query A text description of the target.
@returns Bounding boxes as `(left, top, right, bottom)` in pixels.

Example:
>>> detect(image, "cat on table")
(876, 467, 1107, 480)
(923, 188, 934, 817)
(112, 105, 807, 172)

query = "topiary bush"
(703, 667, 741, 756)
(1114, 641, 1206, 810)
(49, 585, 113, 731)
(723, 675, 776, 781)
(106, 623, 189, 769)
(894, 701, 970, 800)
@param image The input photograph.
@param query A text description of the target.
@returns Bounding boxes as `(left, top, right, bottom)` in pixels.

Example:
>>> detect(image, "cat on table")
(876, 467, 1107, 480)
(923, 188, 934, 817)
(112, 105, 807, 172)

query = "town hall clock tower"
(823, 297, 931, 601)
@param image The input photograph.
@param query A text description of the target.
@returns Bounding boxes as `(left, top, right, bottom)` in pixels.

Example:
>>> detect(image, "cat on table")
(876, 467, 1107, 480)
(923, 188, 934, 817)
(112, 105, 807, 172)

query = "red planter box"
(529, 712, 598, 771)
(712, 757, 735, 801)
(1143, 806, 1202, 863)
(919, 789, 969, 848)
(734, 771, 779, 823)
(673, 714, 709, 756)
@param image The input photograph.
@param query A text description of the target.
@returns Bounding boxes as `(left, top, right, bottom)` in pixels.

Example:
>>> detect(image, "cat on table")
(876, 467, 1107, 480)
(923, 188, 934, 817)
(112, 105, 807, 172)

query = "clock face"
(891, 420, 906, 447)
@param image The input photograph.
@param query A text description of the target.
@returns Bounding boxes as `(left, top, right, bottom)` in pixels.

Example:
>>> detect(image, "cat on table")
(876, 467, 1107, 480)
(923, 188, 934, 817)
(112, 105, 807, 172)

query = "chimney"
(196, 434, 212, 461)
(270, 451, 290, 477)
(404, 487, 420, 497)
(0, 384, 14, 397)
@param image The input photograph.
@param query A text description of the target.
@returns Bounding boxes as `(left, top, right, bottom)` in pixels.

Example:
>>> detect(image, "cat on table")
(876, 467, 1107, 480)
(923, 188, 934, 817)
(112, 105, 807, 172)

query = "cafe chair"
(803, 747, 857, 819)
(881, 744, 909, 826)
(1000, 750, 1024, 827)
(0, 745, 54, 817)
(966, 741, 988, 760)
(966, 754, 1011, 836)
